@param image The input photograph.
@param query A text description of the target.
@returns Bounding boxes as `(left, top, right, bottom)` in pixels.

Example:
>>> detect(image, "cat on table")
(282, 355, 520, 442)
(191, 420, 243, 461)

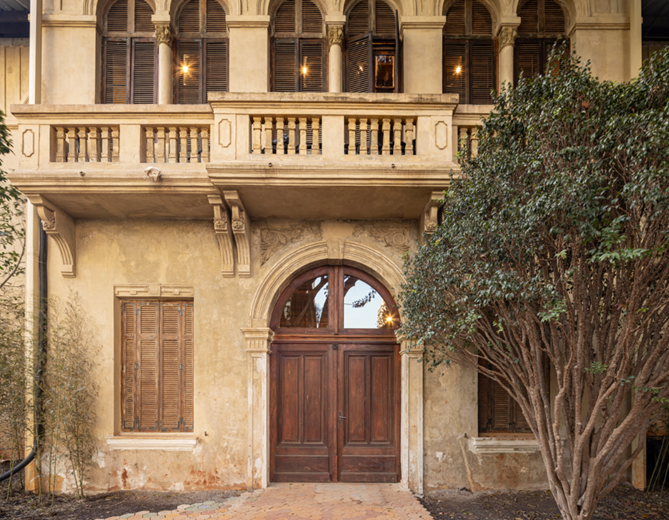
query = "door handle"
(338, 412, 346, 425)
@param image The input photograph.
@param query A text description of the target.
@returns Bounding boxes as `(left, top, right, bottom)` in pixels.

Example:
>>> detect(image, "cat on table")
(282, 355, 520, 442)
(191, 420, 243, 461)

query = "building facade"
(1, 0, 662, 495)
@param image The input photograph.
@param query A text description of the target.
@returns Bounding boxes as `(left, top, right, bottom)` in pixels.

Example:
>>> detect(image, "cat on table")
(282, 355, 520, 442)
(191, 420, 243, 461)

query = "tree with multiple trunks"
(399, 48, 669, 520)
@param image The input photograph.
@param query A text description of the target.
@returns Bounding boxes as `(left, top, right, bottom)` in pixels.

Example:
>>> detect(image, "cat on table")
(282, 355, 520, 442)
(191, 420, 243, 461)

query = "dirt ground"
(420, 484, 669, 520)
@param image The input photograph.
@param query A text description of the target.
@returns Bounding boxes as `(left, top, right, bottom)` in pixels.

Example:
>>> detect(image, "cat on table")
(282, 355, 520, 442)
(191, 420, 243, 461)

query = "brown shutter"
(161, 303, 181, 431)
(514, 400, 531, 432)
(347, 34, 371, 92)
(444, 0, 465, 36)
(107, 0, 128, 32)
(179, 0, 201, 33)
(183, 303, 195, 431)
(132, 40, 156, 103)
(471, 0, 492, 35)
(105, 39, 129, 104)
(477, 372, 491, 432)
(302, 0, 322, 33)
(374, 0, 395, 36)
(491, 380, 512, 431)
(544, 0, 565, 34)
(347, 0, 370, 38)
(273, 40, 297, 92)
(137, 302, 160, 431)
(178, 40, 202, 103)
(206, 0, 227, 33)
(134, 0, 154, 32)
(122, 301, 137, 430)
(517, 0, 539, 34)
(470, 40, 494, 104)
(515, 39, 539, 83)
(205, 40, 228, 96)
(275, 0, 296, 33)
(443, 40, 466, 102)
(299, 40, 324, 92)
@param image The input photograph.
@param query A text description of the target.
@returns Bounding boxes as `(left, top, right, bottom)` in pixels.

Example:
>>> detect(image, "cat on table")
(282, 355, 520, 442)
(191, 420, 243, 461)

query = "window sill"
(106, 435, 197, 451)
(468, 436, 540, 455)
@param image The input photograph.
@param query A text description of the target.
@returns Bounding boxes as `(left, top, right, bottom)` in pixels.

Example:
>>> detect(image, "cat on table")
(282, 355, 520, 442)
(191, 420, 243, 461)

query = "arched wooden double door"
(270, 266, 401, 482)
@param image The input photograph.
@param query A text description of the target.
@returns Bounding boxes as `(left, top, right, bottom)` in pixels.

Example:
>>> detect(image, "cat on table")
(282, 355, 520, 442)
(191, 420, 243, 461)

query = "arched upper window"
(514, 0, 567, 83)
(345, 0, 399, 93)
(270, 0, 326, 92)
(175, 0, 229, 103)
(443, 0, 495, 104)
(103, 0, 157, 104)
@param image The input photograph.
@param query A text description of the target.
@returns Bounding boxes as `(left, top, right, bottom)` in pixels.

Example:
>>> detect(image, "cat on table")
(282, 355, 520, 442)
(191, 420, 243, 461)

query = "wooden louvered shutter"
(471, 40, 494, 104)
(514, 401, 531, 432)
(347, 34, 371, 92)
(491, 379, 511, 431)
(105, 40, 129, 103)
(179, 0, 201, 33)
(183, 303, 194, 431)
(517, 0, 539, 33)
(443, 40, 466, 102)
(178, 40, 202, 103)
(134, 0, 154, 32)
(206, 41, 228, 95)
(515, 40, 539, 83)
(137, 302, 160, 431)
(273, 40, 297, 92)
(132, 40, 155, 103)
(444, 0, 465, 35)
(206, 0, 227, 32)
(374, 0, 395, 36)
(471, 0, 492, 35)
(299, 40, 324, 92)
(477, 371, 491, 432)
(122, 302, 137, 430)
(161, 303, 181, 431)
(544, 0, 565, 34)
(107, 0, 128, 32)
(275, 0, 296, 33)
(302, 0, 322, 33)
(348, 0, 369, 38)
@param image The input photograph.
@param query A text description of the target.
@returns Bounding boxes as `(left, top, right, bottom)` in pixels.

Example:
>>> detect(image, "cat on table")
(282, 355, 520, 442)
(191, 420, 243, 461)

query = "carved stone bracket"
(327, 25, 344, 48)
(154, 23, 174, 46)
(114, 284, 194, 298)
(498, 26, 518, 49)
(208, 194, 235, 277)
(420, 191, 444, 240)
(30, 196, 76, 278)
(223, 190, 251, 277)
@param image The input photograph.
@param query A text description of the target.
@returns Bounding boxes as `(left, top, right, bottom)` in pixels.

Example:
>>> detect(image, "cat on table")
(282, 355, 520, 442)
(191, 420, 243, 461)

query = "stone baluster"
(55, 127, 65, 163)
(145, 127, 155, 163)
(77, 127, 88, 162)
(287, 118, 296, 155)
(359, 118, 368, 155)
(168, 127, 178, 163)
(156, 127, 166, 163)
(370, 119, 379, 155)
(405, 118, 415, 156)
(382, 119, 391, 155)
(252, 117, 262, 154)
(179, 127, 188, 162)
(348, 118, 357, 155)
(264, 117, 273, 155)
(67, 127, 77, 162)
(111, 127, 120, 162)
(190, 127, 199, 163)
(101, 127, 110, 163)
(393, 119, 403, 155)
(298, 118, 307, 155)
(201, 128, 209, 162)
(459, 127, 469, 159)
(276, 118, 285, 155)
(89, 127, 99, 162)
(471, 128, 479, 158)
(311, 118, 320, 155)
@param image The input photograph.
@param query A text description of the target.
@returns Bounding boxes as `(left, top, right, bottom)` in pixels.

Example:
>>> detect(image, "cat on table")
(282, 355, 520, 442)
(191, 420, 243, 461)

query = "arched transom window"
(515, 0, 567, 83)
(345, 0, 399, 93)
(176, 0, 229, 103)
(443, 0, 495, 104)
(103, 0, 157, 104)
(271, 0, 326, 92)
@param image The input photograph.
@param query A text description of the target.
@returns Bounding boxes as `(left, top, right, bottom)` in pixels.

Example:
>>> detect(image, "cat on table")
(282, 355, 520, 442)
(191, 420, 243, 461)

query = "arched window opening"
(345, 0, 400, 93)
(443, 0, 495, 104)
(103, 0, 157, 104)
(175, 0, 229, 104)
(271, 0, 326, 92)
(514, 0, 567, 84)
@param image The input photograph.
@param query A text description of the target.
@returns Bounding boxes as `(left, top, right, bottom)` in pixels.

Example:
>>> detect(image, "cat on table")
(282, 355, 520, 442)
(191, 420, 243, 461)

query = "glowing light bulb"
(359, 65, 364, 72)
(182, 64, 189, 74)
(302, 66, 308, 74)
(386, 315, 393, 323)
(455, 65, 462, 74)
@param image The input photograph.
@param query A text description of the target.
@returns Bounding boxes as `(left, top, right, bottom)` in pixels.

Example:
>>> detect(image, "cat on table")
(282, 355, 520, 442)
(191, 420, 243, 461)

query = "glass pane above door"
(279, 275, 330, 328)
(343, 275, 394, 329)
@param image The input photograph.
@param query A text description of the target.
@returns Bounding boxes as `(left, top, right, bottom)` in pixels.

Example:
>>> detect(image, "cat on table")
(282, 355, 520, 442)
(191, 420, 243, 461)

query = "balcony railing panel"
(55, 125, 119, 163)
(250, 116, 322, 155)
(143, 126, 210, 164)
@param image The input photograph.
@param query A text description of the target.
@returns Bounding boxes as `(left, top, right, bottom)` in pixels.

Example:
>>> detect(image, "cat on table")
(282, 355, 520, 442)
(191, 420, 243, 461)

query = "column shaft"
(498, 27, 517, 91)
(327, 25, 344, 93)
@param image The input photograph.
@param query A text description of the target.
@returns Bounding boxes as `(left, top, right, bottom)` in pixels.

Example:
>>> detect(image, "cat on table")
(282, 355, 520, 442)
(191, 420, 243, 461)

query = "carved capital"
(208, 194, 234, 277)
(30, 196, 76, 278)
(420, 191, 444, 241)
(327, 25, 344, 48)
(154, 23, 173, 46)
(498, 26, 517, 49)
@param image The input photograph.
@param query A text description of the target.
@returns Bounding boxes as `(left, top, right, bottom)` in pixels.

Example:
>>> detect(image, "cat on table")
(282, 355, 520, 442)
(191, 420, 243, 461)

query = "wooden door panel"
(370, 355, 390, 442)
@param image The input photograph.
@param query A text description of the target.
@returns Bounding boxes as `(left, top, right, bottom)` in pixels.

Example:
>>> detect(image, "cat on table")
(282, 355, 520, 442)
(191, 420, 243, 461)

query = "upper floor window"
(443, 0, 495, 104)
(103, 0, 157, 104)
(270, 0, 326, 92)
(515, 0, 567, 83)
(345, 0, 399, 93)
(176, 0, 229, 103)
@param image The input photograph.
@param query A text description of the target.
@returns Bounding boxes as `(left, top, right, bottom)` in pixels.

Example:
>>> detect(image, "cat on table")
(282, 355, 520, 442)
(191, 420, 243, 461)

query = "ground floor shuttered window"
(121, 301, 194, 432)
(478, 364, 532, 434)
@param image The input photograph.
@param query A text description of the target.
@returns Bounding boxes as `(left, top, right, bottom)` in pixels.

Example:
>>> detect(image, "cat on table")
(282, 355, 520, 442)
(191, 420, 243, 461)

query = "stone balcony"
(9, 93, 491, 221)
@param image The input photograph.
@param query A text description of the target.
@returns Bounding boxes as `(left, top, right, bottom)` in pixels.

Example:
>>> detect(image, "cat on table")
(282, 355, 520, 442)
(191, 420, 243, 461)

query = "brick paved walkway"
(99, 483, 431, 520)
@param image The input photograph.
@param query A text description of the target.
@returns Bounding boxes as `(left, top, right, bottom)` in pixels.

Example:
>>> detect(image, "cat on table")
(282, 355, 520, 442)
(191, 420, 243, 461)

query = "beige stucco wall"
(571, 27, 631, 83)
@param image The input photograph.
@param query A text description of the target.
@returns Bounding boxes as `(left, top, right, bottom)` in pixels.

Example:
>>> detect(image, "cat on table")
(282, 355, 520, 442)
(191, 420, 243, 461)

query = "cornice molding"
(225, 15, 270, 29)
(400, 16, 446, 31)
(42, 14, 97, 28)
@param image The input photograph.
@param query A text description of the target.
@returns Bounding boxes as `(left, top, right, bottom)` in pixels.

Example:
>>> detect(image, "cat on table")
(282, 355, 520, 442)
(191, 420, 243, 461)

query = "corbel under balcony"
(224, 190, 251, 277)
(29, 195, 76, 278)
(208, 194, 235, 277)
